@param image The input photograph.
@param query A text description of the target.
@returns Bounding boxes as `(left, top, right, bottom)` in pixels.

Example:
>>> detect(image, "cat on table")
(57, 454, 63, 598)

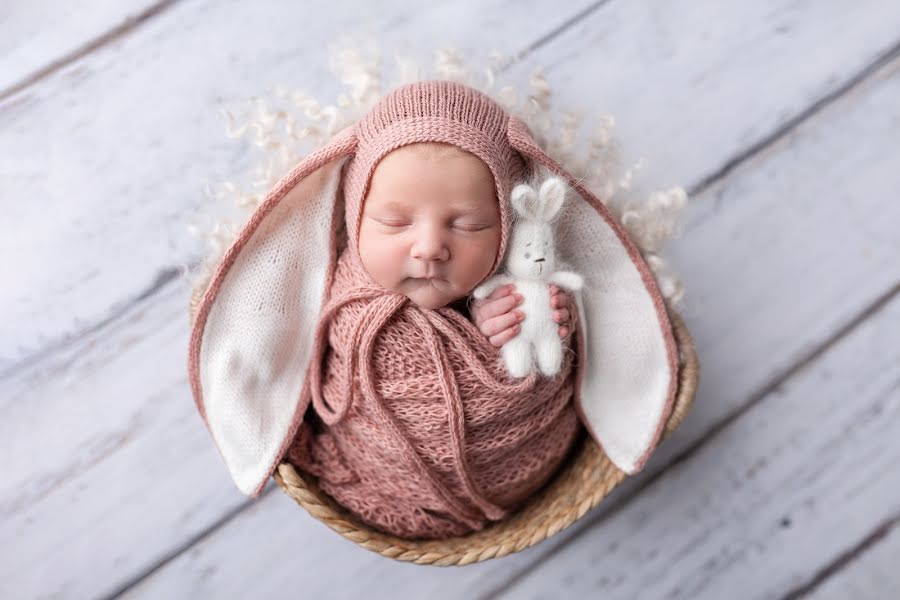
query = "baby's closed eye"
(370, 216, 410, 227)
(452, 221, 494, 232)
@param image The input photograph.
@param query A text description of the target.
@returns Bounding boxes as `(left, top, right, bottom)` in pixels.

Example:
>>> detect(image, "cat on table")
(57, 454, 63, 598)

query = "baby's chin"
(400, 277, 466, 309)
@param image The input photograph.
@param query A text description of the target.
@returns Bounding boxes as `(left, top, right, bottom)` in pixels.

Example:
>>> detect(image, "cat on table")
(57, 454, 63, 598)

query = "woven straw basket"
(189, 287, 698, 565)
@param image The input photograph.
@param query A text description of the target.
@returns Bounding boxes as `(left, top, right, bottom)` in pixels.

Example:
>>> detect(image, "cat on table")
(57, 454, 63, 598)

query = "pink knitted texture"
(286, 248, 581, 539)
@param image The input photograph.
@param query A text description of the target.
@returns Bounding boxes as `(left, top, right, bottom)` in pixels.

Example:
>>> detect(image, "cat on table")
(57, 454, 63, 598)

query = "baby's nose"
(411, 233, 449, 261)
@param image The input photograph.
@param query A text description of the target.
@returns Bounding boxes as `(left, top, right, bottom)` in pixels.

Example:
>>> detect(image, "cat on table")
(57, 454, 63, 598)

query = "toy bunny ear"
(538, 177, 566, 220)
(511, 183, 538, 218)
(507, 116, 679, 474)
(187, 126, 358, 497)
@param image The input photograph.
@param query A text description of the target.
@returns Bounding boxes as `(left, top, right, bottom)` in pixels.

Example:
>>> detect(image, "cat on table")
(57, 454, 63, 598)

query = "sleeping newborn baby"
(190, 80, 680, 541)
(288, 143, 579, 538)
(188, 81, 679, 539)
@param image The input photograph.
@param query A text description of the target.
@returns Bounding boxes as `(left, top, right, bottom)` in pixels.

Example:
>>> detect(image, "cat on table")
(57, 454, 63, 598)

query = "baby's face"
(358, 143, 501, 309)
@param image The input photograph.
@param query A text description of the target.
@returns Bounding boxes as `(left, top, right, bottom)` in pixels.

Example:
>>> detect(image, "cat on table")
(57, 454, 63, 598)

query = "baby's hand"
(470, 284, 525, 348)
(470, 284, 573, 348)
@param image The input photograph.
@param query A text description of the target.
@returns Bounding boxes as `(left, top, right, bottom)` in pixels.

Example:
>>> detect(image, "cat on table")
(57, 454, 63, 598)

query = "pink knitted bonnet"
(188, 80, 681, 498)
(339, 80, 525, 283)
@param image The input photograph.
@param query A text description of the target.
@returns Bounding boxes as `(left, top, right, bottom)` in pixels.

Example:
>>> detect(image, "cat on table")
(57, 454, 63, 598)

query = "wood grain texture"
(804, 518, 900, 600)
(4, 0, 900, 598)
(0, 0, 173, 97)
(4, 0, 900, 375)
(109, 21, 900, 600)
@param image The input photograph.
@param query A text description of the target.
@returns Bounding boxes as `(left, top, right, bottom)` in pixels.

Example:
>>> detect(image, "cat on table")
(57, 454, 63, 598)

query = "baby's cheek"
(462, 238, 501, 282)
(377, 247, 408, 278)
(359, 233, 408, 287)
(383, 263, 406, 281)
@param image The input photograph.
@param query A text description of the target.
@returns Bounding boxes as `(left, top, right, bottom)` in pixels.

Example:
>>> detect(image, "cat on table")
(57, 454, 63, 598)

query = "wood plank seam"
(778, 508, 900, 600)
(687, 35, 900, 201)
(503, 0, 610, 68)
(100, 485, 268, 600)
(0, 0, 181, 102)
(0, 266, 181, 381)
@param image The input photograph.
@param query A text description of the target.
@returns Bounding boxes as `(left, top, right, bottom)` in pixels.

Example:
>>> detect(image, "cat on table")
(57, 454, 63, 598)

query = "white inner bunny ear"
(538, 177, 566, 221)
(194, 154, 351, 496)
(559, 196, 677, 474)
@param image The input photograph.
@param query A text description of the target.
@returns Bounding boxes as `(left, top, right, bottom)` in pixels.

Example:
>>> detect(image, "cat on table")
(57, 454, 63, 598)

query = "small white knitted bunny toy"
(473, 177, 584, 378)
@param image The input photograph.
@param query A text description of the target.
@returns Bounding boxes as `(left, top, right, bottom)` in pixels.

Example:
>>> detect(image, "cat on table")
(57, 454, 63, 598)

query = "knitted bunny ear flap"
(188, 127, 358, 497)
(507, 116, 679, 474)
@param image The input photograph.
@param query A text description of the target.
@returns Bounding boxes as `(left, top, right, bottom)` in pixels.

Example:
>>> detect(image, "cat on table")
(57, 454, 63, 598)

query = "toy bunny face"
(507, 222, 556, 278)
(506, 178, 566, 279)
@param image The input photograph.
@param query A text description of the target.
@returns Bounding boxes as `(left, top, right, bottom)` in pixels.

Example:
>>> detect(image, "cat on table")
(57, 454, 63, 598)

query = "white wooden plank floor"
(2, 1, 899, 599)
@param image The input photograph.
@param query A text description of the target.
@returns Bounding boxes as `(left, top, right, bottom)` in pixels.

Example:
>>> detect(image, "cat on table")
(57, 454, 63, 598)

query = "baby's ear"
(511, 183, 538, 218)
(538, 177, 566, 221)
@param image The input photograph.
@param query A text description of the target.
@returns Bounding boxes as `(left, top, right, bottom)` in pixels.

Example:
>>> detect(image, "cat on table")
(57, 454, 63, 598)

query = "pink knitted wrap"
(286, 249, 581, 539)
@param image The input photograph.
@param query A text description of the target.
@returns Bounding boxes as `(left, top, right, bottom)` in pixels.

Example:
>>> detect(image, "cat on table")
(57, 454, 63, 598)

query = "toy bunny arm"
(547, 271, 583, 292)
(472, 274, 515, 300)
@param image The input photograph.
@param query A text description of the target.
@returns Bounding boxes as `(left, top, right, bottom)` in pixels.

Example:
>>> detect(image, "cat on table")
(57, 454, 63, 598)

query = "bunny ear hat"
(188, 80, 679, 497)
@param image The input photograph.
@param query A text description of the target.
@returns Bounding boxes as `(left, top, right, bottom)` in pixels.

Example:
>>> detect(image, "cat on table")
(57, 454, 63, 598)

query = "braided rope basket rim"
(192, 269, 697, 565)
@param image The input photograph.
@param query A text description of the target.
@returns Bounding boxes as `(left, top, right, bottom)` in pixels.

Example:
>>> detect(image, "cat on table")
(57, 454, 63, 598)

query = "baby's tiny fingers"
(489, 324, 520, 348)
(553, 308, 570, 324)
(482, 309, 523, 337)
(485, 283, 515, 301)
(550, 291, 561, 308)
(481, 292, 523, 321)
